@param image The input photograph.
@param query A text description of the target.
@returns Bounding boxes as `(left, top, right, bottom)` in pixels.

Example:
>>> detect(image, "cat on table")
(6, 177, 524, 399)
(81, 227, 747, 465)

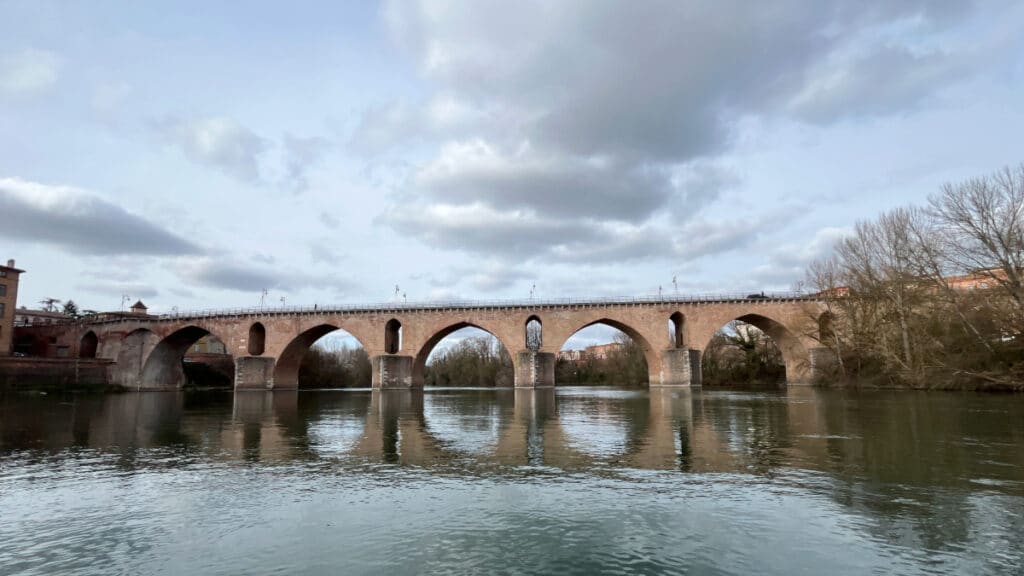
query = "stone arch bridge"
(42, 295, 836, 390)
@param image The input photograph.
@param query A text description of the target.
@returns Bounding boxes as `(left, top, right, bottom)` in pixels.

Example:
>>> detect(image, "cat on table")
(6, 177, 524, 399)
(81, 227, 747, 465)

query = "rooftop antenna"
(672, 275, 678, 294)
(394, 284, 400, 302)
(530, 283, 536, 300)
(280, 296, 286, 307)
(260, 288, 268, 309)
(121, 293, 130, 312)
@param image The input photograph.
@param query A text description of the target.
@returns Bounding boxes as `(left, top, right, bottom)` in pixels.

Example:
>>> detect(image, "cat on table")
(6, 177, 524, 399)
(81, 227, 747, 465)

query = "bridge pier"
(655, 348, 702, 387)
(235, 356, 277, 390)
(806, 346, 839, 384)
(515, 351, 555, 388)
(373, 355, 415, 388)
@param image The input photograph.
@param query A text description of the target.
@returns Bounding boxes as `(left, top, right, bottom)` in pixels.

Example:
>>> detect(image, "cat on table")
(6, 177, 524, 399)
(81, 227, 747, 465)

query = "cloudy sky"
(2, 0, 1023, 326)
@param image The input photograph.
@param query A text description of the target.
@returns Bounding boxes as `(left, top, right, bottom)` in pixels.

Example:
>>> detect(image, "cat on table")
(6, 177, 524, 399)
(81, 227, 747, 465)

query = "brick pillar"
(234, 356, 276, 390)
(655, 348, 702, 387)
(372, 355, 415, 389)
(515, 351, 555, 388)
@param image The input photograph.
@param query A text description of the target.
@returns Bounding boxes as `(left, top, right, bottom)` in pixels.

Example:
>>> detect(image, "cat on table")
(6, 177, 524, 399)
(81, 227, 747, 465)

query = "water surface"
(2, 387, 1022, 575)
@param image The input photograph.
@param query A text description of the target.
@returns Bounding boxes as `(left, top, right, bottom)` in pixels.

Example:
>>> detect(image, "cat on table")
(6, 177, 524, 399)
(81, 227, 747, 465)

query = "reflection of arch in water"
(702, 313, 810, 383)
(140, 325, 235, 390)
(412, 322, 517, 387)
(556, 318, 655, 386)
(273, 324, 370, 389)
(421, 389, 514, 454)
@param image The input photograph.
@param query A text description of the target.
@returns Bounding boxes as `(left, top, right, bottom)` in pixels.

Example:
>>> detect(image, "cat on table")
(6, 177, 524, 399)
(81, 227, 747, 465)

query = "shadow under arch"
(412, 322, 517, 387)
(273, 323, 370, 389)
(140, 325, 235, 390)
(702, 313, 810, 383)
(555, 318, 658, 386)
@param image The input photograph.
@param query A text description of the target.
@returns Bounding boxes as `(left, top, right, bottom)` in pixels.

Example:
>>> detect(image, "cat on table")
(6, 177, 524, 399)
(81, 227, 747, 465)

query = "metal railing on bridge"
(127, 291, 817, 323)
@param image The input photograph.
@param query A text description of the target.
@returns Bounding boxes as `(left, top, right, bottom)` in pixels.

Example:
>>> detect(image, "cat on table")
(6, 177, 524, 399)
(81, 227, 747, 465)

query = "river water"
(1, 386, 1022, 575)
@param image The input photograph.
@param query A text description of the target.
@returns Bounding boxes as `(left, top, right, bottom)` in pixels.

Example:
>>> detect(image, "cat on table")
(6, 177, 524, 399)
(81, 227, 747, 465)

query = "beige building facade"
(0, 259, 25, 356)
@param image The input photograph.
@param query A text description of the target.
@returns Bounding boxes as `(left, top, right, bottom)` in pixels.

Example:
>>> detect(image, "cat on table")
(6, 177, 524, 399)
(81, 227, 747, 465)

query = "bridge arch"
(140, 325, 235, 389)
(413, 322, 518, 387)
(79, 330, 98, 359)
(274, 323, 371, 389)
(555, 318, 657, 386)
(700, 312, 810, 384)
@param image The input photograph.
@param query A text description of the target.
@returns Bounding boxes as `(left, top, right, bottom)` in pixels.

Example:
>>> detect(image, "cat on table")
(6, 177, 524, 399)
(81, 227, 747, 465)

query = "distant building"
(188, 335, 227, 355)
(557, 342, 624, 363)
(0, 258, 25, 356)
(586, 342, 622, 360)
(944, 269, 1005, 291)
(14, 308, 70, 327)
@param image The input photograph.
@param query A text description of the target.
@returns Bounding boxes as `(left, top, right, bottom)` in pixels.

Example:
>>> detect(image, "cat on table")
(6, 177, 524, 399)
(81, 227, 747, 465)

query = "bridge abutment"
(373, 355, 415, 388)
(515, 351, 555, 388)
(235, 356, 276, 390)
(655, 348, 702, 387)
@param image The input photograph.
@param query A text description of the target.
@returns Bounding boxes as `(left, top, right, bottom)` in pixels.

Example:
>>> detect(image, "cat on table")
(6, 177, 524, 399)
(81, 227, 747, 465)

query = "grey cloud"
(281, 134, 331, 194)
(0, 178, 202, 256)
(319, 212, 340, 228)
(378, 204, 606, 259)
(76, 281, 159, 300)
(309, 242, 342, 265)
(383, 1, 972, 159)
(747, 226, 852, 288)
(175, 257, 358, 294)
(372, 0, 976, 267)
(790, 45, 969, 123)
(159, 116, 267, 183)
(349, 102, 424, 155)
(177, 258, 283, 292)
(418, 143, 673, 223)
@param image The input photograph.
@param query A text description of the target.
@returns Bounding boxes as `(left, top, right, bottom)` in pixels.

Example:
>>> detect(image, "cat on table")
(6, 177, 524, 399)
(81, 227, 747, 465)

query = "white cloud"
(160, 116, 267, 183)
(0, 48, 60, 96)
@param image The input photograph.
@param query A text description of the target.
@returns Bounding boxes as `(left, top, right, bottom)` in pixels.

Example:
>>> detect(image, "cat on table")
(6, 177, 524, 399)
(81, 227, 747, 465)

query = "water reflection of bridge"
(16, 389, 760, 470)
(5, 389, 1023, 483)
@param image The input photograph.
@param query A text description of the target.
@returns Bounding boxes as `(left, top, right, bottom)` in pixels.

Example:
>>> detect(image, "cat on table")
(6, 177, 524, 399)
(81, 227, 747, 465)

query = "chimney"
(5, 259, 12, 268)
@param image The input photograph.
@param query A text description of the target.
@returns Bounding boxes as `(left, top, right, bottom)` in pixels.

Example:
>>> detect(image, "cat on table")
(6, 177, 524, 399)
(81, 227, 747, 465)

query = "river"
(1, 387, 1022, 575)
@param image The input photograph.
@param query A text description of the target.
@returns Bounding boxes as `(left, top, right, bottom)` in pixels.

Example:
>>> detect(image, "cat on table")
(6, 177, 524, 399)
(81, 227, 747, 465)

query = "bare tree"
(929, 164, 1024, 335)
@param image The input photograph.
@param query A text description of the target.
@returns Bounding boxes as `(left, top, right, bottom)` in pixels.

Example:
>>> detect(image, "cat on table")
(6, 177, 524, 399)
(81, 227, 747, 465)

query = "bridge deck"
(73, 292, 820, 325)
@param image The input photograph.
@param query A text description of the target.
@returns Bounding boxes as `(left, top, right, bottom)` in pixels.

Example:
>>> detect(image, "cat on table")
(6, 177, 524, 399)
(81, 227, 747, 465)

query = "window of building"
(0, 270, 6, 278)
(0, 283, 6, 296)
(0, 303, 5, 317)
